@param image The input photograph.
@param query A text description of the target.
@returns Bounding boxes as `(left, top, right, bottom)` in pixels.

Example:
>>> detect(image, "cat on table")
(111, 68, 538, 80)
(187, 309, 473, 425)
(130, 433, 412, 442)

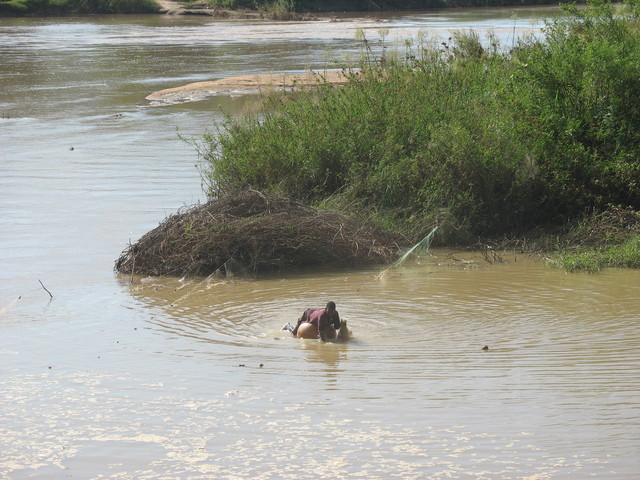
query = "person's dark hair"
(326, 301, 336, 311)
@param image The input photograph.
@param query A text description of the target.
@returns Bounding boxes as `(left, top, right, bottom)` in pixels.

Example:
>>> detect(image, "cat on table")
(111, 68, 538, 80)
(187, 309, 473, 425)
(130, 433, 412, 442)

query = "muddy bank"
(115, 190, 401, 277)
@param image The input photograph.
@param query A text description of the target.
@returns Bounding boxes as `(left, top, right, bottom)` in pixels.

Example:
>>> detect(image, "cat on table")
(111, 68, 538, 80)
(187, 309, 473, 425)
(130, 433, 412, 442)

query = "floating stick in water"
(39, 279, 53, 300)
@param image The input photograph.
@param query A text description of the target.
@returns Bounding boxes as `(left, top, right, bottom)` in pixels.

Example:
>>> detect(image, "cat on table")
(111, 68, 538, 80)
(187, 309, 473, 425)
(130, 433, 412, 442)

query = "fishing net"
(115, 189, 400, 277)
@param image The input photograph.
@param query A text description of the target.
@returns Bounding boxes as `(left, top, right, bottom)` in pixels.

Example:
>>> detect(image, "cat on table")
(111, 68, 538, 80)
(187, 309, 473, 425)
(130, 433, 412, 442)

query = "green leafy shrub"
(509, 0, 640, 216)
(200, 0, 640, 244)
(1, 0, 158, 14)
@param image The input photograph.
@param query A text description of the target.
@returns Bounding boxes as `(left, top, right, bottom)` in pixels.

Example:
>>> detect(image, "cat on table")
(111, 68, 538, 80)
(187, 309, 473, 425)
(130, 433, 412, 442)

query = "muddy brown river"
(1, 8, 639, 479)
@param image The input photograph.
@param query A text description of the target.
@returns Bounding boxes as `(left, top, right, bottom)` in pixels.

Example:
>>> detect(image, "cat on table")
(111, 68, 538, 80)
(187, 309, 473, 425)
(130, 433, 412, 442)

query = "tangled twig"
(115, 189, 400, 277)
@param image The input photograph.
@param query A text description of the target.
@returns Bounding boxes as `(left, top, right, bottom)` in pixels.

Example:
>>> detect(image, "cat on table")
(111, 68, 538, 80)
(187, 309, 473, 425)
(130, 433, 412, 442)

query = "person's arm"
(318, 311, 328, 342)
(332, 312, 341, 330)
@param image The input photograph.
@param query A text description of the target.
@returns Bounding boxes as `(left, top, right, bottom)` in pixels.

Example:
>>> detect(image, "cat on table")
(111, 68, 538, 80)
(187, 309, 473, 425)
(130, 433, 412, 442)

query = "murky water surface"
(1, 8, 639, 479)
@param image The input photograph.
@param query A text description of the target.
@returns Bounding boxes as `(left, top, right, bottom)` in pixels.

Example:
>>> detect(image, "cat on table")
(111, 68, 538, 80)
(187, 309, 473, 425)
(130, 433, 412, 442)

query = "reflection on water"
(1, 9, 639, 479)
(299, 340, 348, 369)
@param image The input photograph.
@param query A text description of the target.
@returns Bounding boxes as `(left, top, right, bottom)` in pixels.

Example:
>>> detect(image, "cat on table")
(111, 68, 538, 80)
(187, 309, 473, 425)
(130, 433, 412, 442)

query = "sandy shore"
(146, 70, 351, 104)
(154, 0, 187, 14)
(153, 0, 319, 18)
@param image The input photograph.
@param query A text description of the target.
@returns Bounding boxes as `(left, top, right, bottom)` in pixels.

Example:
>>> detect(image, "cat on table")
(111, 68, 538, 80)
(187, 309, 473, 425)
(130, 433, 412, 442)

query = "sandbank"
(146, 70, 350, 105)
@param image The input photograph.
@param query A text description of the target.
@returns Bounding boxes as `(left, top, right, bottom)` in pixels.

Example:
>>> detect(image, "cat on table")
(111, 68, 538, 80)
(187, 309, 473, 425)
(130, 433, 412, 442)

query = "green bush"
(0, 0, 159, 14)
(0, 0, 29, 11)
(509, 0, 640, 214)
(200, 0, 640, 243)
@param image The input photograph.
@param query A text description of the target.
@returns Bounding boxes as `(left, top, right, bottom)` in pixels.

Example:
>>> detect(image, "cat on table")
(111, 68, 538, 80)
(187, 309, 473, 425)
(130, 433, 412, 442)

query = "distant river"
(1, 7, 639, 479)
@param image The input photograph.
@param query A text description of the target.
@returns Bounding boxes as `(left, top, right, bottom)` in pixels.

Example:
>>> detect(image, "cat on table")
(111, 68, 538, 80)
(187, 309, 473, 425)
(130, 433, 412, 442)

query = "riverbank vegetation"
(0, 0, 568, 17)
(191, 0, 563, 14)
(547, 207, 640, 272)
(197, 0, 640, 271)
(0, 0, 158, 15)
(190, 0, 295, 17)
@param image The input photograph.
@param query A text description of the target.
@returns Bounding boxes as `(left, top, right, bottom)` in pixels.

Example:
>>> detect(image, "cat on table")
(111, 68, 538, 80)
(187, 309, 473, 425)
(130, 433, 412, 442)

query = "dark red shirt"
(301, 308, 340, 331)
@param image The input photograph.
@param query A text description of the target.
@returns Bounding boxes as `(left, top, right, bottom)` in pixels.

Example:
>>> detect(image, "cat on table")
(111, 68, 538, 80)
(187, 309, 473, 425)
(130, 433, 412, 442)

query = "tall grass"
(200, 0, 640, 244)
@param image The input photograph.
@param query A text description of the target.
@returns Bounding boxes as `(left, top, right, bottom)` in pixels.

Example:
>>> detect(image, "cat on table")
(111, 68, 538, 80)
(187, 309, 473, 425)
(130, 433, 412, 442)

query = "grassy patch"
(546, 206, 640, 271)
(550, 235, 640, 272)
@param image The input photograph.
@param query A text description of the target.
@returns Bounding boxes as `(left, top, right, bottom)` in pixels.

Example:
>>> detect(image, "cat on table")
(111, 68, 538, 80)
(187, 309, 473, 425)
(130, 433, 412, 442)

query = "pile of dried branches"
(115, 189, 401, 277)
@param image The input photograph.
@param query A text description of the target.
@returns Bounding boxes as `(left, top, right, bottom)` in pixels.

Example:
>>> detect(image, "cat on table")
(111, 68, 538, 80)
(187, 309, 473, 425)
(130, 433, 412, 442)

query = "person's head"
(326, 301, 336, 312)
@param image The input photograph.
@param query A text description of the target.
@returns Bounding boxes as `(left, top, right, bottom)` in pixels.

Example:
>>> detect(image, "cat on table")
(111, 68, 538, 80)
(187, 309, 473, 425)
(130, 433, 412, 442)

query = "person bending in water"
(284, 301, 341, 341)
